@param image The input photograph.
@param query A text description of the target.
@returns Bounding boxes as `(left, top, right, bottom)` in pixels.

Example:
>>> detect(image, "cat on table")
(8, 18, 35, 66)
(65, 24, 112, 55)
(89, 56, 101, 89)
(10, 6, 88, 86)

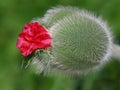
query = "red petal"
(16, 22, 51, 56)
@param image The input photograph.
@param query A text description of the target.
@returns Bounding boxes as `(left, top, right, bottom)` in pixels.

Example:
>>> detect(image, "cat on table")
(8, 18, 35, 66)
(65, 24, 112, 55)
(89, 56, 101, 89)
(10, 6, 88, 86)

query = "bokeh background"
(0, 0, 120, 90)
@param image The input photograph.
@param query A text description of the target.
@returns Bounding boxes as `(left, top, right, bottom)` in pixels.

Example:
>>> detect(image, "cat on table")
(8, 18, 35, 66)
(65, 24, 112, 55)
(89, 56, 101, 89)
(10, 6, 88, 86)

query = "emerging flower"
(16, 22, 51, 56)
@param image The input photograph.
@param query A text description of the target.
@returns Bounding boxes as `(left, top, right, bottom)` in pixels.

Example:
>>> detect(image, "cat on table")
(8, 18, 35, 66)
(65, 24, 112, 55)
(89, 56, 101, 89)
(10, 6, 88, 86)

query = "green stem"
(112, 44, 120, 61)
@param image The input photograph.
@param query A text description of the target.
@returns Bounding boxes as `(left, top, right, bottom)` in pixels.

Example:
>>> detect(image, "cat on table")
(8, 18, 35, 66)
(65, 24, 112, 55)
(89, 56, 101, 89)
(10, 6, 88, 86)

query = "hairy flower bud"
(49, 8, 112, 75)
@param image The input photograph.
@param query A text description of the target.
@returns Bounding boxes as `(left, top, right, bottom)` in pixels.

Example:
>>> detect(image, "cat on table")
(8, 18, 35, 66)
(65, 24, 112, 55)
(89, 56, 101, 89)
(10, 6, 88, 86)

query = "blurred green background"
(0, 0, 120, 90)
